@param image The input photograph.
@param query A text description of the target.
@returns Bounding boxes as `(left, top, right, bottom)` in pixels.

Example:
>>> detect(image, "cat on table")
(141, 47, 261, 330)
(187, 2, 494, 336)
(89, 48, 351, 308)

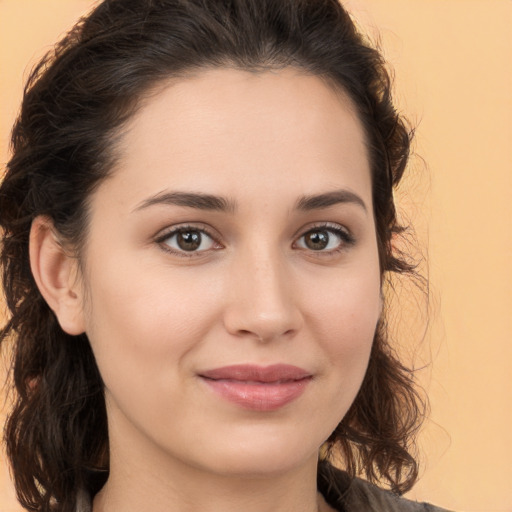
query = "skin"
(31, 67, 381, 512)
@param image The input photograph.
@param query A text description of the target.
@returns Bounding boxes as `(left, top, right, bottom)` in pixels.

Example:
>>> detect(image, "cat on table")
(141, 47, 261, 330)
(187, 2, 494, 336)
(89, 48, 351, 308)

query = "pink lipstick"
(199, 364, 312, 411)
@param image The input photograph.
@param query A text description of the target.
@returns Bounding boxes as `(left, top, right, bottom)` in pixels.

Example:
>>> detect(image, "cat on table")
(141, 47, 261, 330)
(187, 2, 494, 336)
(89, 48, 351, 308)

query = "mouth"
(199, 364, 312, 411)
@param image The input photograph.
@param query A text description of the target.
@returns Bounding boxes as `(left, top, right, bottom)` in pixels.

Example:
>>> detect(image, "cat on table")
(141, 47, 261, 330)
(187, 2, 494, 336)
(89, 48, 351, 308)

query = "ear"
(29, 216, 86, 335)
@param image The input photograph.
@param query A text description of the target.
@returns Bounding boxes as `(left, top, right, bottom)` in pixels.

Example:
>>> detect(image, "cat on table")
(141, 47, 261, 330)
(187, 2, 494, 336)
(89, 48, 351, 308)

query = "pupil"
(177, 230, 201, 251)
(306, 231, 329, 250)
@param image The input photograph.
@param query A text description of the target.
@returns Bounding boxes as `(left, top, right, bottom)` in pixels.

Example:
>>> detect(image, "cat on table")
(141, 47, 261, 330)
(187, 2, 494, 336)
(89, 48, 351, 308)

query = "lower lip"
(201, 378, 311, 411)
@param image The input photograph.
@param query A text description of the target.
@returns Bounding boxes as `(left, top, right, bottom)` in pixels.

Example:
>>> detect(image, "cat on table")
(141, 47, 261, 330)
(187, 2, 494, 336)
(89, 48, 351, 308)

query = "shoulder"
(345, 477, 451, 512)
(318, 461, 453, 512)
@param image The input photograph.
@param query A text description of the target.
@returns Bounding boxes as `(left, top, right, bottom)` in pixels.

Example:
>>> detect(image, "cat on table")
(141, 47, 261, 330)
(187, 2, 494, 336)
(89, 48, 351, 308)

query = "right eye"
(157, 226, 220, 257)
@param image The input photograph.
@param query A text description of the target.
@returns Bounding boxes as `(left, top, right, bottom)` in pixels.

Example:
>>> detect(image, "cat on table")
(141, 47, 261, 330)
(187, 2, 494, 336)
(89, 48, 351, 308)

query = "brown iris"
(303, 230, 330, 250)
(176, 230, 202, 251)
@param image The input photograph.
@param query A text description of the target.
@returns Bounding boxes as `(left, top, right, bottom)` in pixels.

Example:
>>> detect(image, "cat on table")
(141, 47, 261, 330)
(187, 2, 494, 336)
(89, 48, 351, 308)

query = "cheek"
(81, 257, 225, 388)
(304, 266, 381, 389)
(306, 263, 381, 336)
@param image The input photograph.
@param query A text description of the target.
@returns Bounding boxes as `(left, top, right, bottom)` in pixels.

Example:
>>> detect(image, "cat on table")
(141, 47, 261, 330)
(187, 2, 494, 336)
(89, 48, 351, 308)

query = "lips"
(199, 364, 312, 411)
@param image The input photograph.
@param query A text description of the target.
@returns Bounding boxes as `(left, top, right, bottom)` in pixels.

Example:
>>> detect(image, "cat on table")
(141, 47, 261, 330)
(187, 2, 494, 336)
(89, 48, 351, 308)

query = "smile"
(199, 364, 313, 411)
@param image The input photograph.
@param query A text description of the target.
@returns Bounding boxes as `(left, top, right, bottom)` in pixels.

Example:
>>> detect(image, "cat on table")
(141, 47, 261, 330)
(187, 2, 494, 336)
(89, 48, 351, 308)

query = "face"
(77, 67, 381, 478)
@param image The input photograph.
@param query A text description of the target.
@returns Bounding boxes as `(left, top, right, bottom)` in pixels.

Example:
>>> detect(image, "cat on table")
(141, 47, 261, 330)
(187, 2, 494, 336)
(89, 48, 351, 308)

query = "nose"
(222, 247, 303, 343)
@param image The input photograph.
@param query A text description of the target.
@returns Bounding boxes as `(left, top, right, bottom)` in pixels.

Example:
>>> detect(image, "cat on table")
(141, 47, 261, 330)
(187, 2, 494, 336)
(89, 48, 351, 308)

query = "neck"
(92, 399, 338, 512)
(92, 439, 333, 512)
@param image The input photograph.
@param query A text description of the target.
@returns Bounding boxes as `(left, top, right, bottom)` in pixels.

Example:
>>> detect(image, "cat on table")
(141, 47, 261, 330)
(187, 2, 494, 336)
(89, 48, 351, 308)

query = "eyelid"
(154, 223, 223, 257)
(153, 221, 355, 258)
(293, 222, 356, 252)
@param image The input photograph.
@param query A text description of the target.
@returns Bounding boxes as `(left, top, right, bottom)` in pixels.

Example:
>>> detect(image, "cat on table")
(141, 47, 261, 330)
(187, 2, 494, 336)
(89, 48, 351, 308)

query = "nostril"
(223, 287, 303, 342)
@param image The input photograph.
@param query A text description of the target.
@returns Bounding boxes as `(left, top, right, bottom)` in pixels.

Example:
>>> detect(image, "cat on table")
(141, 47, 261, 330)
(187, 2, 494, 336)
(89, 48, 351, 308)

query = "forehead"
(101, 67, 372, 212)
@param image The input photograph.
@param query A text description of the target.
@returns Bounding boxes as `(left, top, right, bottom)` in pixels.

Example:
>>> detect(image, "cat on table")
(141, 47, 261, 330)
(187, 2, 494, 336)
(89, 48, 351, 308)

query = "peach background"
(1, 1, 511, 511)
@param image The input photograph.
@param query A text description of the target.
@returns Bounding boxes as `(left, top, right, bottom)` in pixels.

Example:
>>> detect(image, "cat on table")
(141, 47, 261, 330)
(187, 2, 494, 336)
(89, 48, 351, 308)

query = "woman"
(0, 1, 449, 511)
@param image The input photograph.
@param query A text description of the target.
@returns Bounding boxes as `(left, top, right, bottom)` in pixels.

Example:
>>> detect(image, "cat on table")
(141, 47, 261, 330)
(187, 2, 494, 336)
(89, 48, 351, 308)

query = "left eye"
(161, 228, 216, 253)
(295, 227, 349, 251)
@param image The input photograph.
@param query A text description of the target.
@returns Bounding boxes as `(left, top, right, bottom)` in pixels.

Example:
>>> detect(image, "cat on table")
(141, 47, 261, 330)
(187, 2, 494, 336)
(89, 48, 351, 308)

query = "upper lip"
(199, 364, 312, 383)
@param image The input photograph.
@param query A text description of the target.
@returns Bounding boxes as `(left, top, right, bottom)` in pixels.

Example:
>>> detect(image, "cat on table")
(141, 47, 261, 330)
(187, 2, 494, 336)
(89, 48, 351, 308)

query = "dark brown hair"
(0, 1, 424, 510)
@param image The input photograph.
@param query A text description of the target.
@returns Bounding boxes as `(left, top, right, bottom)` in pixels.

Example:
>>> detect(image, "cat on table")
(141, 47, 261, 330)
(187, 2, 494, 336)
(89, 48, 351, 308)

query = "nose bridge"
(224, 241, 301, 341)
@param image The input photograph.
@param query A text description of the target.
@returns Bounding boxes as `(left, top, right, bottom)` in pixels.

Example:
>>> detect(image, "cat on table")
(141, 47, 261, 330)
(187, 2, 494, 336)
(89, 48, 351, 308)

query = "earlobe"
(29, 216, 86, 335)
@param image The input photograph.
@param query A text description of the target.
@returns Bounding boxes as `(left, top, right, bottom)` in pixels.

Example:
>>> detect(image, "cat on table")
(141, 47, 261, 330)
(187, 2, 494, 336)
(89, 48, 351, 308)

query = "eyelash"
(155, 224, 220, 258)
(294, 222, 356, 256)
(155, 222, 355, 258)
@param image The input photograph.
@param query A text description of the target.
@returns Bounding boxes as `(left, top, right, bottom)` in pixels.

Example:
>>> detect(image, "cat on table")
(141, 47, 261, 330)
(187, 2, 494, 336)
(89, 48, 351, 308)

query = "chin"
(191, 428, 322, 478)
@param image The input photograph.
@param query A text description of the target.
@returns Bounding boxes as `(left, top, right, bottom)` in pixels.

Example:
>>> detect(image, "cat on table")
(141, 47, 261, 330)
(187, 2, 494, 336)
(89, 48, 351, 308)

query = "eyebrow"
(133, 191, 237, 213)
(133, 188, 367, 214)
(295, 189, 367, 213)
